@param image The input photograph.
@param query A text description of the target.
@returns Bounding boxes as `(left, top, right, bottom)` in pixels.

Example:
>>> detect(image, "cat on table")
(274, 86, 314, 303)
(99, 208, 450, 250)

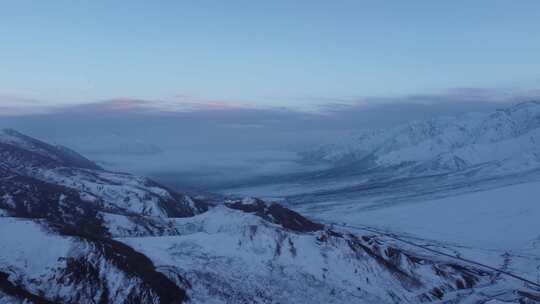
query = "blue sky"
(1, 1, 539, 110)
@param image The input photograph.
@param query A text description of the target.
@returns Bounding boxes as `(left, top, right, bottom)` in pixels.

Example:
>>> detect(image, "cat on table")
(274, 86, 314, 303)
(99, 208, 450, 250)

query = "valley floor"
(307, 180, 540, 252)
(292, 181, 540, 285)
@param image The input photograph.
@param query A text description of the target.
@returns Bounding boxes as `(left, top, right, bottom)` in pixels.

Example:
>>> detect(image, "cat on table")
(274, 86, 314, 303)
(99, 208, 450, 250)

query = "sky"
(1, 0, 540, 111)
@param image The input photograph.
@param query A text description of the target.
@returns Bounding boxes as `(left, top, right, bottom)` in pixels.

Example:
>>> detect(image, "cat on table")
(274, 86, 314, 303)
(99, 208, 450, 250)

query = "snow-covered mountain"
(218, 102, 540, 228)
(302, 101, 540, 176)
(1, 130, 537, 303)
(0, 129, 207, 218)
(0, 128, 101, 171)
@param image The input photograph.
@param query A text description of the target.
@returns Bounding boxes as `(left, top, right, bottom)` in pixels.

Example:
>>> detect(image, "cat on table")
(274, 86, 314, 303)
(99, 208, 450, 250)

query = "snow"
(120, 211, 381, 302)
(240, 197, 257, 205)
(3, 122, 540, 303)
(1, 194, 15, 208)
(116, 206, 511, 303)
(185, 196, 197, 209)
(314, 181, 540, 251)
(0, 292, 21, 304)
(304, 101, 540, 177)
(0, 129, 61, 162)
(0, 218, 71, 275)
(0, 129, 37, 150)
(101, 212, 140, 236)
(33, 167, 177, 217)
(0, 216, 172, 303)
(170, 205, 268, 234)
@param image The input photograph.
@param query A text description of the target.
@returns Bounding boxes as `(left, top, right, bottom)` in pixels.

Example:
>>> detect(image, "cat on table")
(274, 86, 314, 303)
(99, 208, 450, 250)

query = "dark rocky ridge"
(225, 197, 324, 232)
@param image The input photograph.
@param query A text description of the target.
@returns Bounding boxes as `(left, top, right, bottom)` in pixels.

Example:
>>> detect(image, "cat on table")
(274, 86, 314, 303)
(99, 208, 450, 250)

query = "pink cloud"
(47, 96, 255, 116)
(169, 95, 249, 111)
(99, 98, 152, 111)
(55, 98, 160, 114)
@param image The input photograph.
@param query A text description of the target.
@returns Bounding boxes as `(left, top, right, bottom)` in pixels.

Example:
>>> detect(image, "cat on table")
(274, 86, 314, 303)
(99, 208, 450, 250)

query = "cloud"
(4, 86, 539, 118)
(314, 87, 540, 112)
(48, 95, 256, 116)
(300, 87, 540, 129)
(3, 87, 539, 141)
(171, 95, 248, 111)
(3, 86, 534, 145)
(3, 87, 540, 145)
(0, 94, 56, 116)
(55, 98, 155, 114)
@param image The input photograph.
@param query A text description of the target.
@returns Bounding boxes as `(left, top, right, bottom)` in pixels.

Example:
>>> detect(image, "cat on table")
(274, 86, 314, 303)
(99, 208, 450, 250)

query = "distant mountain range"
(221, 101, 540, 206)
(1, 129, 537, 303)
(302, 100, 540, 177)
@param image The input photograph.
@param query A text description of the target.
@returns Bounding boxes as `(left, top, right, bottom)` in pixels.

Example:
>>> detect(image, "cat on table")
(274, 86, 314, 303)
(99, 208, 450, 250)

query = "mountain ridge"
(0, 128, 102, 170)
(2, 130, 535, 303)
(301, 101, 540, 176)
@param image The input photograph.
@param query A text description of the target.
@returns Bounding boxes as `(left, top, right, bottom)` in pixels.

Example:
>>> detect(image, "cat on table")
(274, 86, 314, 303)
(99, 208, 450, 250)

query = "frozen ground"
(223, 178, 540, 284)
(304, 181, 540, 252)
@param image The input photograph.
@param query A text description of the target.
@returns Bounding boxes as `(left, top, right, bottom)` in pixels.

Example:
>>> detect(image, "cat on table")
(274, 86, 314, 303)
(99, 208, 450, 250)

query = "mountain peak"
(0, 128, 32, 144)
(0, 128, 101, 170)
(0, 128, 22, 136)
(513, 100, 540, 106)
(504, 100, 540, 112)
(301, 100, 540, 176)
(225, 197, 324, 232)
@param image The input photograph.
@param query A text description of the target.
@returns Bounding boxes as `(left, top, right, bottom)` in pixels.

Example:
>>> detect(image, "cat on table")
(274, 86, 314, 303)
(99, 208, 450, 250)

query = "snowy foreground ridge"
(0, 129, 539, 303)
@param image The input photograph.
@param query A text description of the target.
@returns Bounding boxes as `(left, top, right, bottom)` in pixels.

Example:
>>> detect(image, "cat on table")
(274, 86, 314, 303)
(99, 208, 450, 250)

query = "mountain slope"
(0, 128, 207, 218)
(302, 101, 540, 176)
(0, 128, 101, 170)
(0, 130, 538, 303)
(223, 101, 540, 216)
